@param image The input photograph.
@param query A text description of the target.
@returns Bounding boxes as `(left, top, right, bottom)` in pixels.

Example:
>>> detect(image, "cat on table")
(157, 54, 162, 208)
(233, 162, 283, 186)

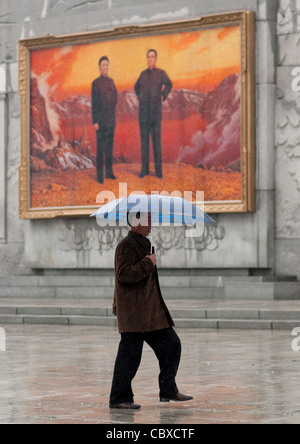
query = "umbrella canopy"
(91, 194, 215, 226)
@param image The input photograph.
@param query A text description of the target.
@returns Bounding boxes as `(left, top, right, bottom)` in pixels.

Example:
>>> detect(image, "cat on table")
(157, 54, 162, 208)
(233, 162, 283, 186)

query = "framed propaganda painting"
(19, 11, 255, 219)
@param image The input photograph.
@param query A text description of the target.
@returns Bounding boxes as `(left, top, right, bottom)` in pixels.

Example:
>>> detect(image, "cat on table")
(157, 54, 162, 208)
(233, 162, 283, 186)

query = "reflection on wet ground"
(0, 325, 300, 424)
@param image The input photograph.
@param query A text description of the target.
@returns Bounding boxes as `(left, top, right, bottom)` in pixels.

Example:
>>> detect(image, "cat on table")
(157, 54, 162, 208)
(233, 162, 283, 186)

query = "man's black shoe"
(106, 174, 117, 180)
(139, 173, 147, 179)
(109, 402, 141, 410)
(160, 393, 193, 402)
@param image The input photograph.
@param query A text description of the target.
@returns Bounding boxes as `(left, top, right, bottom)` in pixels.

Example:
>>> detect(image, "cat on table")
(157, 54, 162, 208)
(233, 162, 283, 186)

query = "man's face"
(140, 213, 152, 237)
(99, 60, 109, 77)
(131, 213, 152, 237)
(147, 51, 157, 70)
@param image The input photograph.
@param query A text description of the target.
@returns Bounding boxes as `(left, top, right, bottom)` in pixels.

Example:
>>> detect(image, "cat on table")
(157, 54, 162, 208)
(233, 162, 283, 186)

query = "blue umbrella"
(91, 194, 215, 249)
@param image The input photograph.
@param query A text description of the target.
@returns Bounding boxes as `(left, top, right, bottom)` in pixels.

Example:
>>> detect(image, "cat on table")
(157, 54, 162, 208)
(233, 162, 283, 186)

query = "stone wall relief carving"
(276, 70, 300, 239)
(0, 66, 7, 242)
(57, 217, 225, 264)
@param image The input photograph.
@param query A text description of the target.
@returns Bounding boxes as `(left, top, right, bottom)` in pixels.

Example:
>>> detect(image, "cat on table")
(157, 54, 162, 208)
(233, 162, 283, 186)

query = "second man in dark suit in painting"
(92, 56, 118, 184)
(135, 50, 172, 179)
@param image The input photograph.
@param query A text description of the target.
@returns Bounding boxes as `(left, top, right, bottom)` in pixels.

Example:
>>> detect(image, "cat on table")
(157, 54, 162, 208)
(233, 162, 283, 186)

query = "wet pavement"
(0, 324, 300, 424)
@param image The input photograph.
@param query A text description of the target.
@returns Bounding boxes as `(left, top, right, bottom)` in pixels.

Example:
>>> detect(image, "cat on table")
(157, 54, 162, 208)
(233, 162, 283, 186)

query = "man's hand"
(94, 123, 99, 131)
(147, 254, 156, 267)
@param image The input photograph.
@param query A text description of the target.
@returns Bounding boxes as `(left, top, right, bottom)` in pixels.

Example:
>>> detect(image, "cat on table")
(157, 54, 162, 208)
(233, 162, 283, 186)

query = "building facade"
(0, 0, 299, 280)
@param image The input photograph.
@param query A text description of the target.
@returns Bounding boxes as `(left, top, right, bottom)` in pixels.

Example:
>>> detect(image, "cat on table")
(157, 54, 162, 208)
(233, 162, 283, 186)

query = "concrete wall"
(0, 0, 282, 274)
(276, 0, 300, 278)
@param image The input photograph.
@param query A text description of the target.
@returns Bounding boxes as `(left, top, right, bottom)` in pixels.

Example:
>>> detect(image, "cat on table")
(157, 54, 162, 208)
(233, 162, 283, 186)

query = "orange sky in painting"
(31, 25, 241, 100)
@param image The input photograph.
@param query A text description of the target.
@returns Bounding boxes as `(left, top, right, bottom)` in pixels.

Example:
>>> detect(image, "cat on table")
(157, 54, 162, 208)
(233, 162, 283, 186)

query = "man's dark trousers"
(110, 328, 181, 404)
(96, 126, 115, 182)
(139, 117, 162, 178)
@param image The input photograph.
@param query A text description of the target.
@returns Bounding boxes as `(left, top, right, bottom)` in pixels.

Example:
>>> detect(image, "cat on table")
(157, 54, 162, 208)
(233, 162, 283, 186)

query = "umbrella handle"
(150, 225, 155, 255)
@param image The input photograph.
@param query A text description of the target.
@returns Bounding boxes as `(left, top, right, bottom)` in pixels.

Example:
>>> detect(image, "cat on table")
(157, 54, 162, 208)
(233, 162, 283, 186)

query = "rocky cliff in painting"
(178, 74, 241, 170)
(31, 130, 96, 172)
(30, 78, 53, 148)
(30, 79, 96, 172)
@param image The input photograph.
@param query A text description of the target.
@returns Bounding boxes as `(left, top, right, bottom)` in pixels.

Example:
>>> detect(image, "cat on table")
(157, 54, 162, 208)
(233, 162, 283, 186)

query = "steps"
(0, 275, 299, 300)
(0, 275, 299, 329)
(1, 298, 300, 330)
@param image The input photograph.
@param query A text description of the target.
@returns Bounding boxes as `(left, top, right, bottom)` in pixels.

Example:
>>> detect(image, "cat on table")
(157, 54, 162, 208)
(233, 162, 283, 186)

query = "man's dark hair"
(147, 49, 158, 58)
(127, 211, 141, 227)
(99, 56, 109, 66)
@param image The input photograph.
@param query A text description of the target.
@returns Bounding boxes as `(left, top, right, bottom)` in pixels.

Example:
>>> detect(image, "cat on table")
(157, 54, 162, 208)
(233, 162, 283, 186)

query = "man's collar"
(128, 230, 150, 244)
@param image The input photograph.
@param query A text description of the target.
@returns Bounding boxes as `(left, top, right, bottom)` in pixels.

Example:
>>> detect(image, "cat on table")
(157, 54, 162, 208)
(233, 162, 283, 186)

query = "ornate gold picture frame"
(19, 11, 255, 219)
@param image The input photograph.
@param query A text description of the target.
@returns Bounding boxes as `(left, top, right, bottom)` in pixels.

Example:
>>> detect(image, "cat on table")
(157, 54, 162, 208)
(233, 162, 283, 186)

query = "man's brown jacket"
(113, 231, 174, 333)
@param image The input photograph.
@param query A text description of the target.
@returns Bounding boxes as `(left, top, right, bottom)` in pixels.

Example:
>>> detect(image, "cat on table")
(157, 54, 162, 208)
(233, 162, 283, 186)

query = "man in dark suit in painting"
(135, 49, 172, 179)
(92, 56, 118, 184)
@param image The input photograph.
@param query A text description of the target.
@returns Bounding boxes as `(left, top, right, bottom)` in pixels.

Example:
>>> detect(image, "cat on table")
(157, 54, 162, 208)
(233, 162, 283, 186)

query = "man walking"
(135, 50, 172, 179)
(91, 56, 118, 184)
(109, 212, 193, 409)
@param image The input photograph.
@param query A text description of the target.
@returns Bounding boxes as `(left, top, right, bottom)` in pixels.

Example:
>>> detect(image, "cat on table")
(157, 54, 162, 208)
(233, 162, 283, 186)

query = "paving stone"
(61, 307, 108, 316)
(170, 309, 206, 319)
(259, 310, 300, 320)
(163, 288, 214, 299)
(0, 307, 17, 315)
(68, 316, 117, 327)
(0, 276, 39, 287)
(175, 319, 218, 328)
(22, 316, 69, 325)
(274, 283, 300, 300)
(0, 287, 56, 298)
(206, 309, 260, 320)
(0, 315, 23, 324)
(159, 276, 191, 287)
(224, 283, 274, 300)
(38, 276, 113, 287)
(217, 320, 272, 330)
(272, 321, 300, 330)
(56, 287, 114, 299)
(17, 307, 61, 315)
(190, 277, 223, 287)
